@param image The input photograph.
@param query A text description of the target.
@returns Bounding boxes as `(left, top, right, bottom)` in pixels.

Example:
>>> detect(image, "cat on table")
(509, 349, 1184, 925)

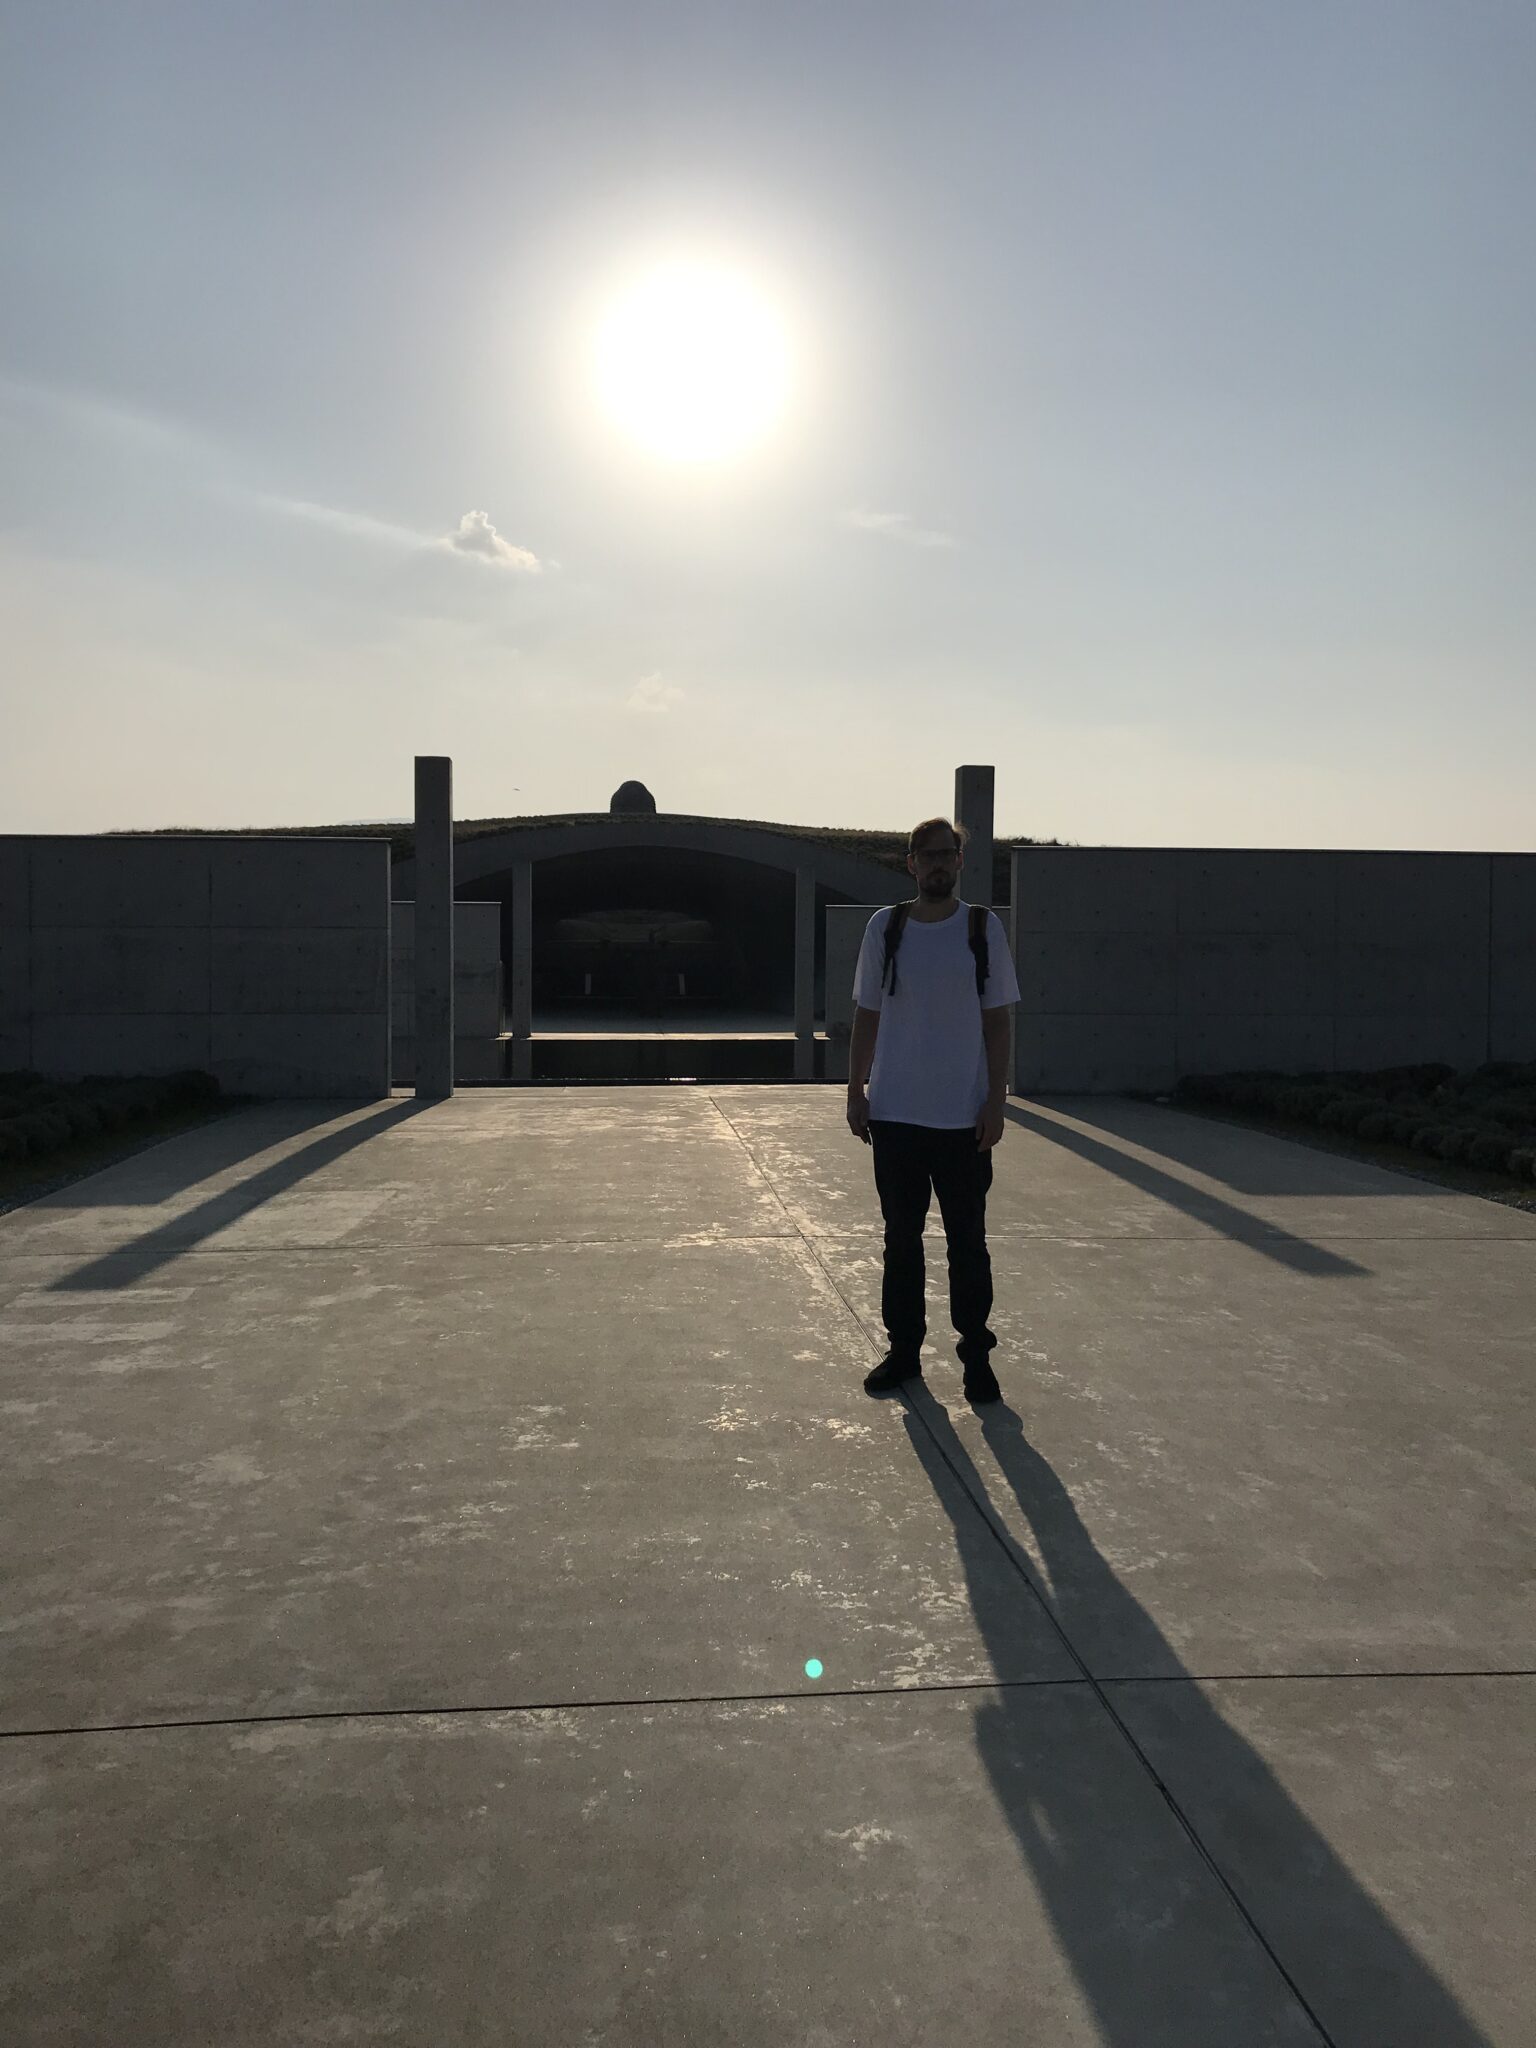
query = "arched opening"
(462, 845, 853, 1027)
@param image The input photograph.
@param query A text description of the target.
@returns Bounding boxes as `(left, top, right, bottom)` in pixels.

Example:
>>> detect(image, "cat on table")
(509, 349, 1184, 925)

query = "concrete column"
(413, 756, 454, 1100)
(1009, 846, 1027, 1098)
(794, 862, 815, 1080)
(957, 764, 1011, 1097)
(510, 858, 533, 1083)
(954, 764, 995, 907)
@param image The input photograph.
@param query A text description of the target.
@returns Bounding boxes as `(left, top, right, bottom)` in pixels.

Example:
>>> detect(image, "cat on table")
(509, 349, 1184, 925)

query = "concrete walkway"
(1, 1086, 1531, 2046)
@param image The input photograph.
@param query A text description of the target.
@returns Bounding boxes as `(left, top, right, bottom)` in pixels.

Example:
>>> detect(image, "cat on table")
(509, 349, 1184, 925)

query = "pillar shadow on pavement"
(26, 1102, 408, 1209)
(1050, 1096, 1455, 1200)
(890, 1380, 1495, 2047)
(1003, 1105, 1370, 1277)
(43, 1099, 433, 1293)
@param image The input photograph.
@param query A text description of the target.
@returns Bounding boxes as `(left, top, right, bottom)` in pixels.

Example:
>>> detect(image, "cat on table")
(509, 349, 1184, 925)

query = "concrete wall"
(0, 837, 391, 1098)
(11, 835, 1527, 1101)
(1013, 848, 1536, 1093)
(390, 901, 504, 1084)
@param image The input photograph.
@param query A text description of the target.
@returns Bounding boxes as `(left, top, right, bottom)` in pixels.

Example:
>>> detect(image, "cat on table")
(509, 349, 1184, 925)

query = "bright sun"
(591, 259, 792, 463)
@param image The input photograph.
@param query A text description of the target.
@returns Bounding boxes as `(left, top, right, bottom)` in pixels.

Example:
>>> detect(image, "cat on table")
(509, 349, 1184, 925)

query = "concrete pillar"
(954, 764, 995, 907)
(957, 763, 1011, 1096)
(411, 757, 454, 1105)
(413, 756, 454, 1099)
(510, 858, 533, 1083)
(794, 862, 815, 1080)
(1009, 846, 1026, 1098)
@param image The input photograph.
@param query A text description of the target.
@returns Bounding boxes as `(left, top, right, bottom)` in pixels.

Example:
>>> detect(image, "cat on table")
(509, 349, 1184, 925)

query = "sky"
(2, 0, 1532, 849)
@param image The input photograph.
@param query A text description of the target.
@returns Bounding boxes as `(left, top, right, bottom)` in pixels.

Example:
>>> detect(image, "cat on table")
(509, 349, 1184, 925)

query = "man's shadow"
(883, 1384, 1493, 2045)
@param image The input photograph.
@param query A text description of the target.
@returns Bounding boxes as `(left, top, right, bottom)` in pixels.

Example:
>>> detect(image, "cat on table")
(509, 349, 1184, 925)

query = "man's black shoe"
(864, 1353, 923, 1394)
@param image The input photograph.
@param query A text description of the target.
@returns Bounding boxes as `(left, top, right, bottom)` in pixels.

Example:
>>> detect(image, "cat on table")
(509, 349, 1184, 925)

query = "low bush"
(0, 1071, 221, 1167)
(1278, 1083, 1339, 1120)
(1171, 1058, 1536, 1184)
(1466, 1131, 1518, 1172)
(12, 1108, 73, 1156)
(60, 1099, 104, 1142)
(1320, 1095, 1391, 1134)
(1410, 1123, 1452, 1154)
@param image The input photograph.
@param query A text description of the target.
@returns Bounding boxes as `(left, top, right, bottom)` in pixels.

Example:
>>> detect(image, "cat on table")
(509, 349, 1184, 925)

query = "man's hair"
(909, 816, 969, 858)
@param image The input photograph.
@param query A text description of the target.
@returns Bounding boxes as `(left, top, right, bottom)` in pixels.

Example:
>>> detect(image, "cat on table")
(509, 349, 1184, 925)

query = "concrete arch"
(399, 769, 999, 1090)
(393, 815, 911, 1083)
(391, 814, 906, 904)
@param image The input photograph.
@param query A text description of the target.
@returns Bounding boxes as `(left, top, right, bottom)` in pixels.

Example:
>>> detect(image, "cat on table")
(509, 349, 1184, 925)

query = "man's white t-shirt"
(852, 902, 1022, 1129)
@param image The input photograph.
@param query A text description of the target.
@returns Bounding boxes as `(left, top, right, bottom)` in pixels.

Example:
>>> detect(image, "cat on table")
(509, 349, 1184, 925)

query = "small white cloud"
(627, 672, 684, 715)
(839, 507, 957, 549)
(440, 509, 542, 572)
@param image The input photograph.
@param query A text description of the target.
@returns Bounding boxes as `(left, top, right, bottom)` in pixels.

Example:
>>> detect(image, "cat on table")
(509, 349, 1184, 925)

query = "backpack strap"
(881, 899, 991, 1000)
(880, 900, 912, 996)
(969, 903, 989, 998)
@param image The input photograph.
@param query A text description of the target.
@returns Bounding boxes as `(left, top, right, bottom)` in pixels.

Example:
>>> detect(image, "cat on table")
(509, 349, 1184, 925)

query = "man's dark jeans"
(868, 1118, 996, 1369)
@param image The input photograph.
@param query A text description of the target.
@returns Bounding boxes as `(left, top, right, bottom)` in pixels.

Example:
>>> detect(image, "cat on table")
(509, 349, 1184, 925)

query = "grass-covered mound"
(1169, 1060, 1536, 1182)
(0, 1070, 222, 1164)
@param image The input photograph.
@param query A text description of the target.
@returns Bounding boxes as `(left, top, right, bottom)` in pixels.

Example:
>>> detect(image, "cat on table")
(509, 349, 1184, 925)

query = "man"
(846, 817, 1021, 1403)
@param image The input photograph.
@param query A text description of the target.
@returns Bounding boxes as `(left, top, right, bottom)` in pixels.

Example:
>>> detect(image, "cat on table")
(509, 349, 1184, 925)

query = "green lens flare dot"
(804, 1659, 823, 1679)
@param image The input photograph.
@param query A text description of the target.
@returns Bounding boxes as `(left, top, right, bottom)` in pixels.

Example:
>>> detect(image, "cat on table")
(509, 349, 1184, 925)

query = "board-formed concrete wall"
(1012, 848, 1536, 1093)
(390, 900, 504, 1083)
(0, 836, 391, 1098)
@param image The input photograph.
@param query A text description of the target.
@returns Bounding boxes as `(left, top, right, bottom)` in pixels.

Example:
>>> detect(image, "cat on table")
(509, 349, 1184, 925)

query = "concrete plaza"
(1, 1085, 1531, 2044)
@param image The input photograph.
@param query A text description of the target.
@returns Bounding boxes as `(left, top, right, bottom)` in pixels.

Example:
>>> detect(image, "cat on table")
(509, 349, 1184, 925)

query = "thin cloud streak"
(0, 369, 216, 460)
(249, 493, 435, 549)
(839, 507, 958, 549)
(0, 373, 546, 572)
(249, 496, 544, 570)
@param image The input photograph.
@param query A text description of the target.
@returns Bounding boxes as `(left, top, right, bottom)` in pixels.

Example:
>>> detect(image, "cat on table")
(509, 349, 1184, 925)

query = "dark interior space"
(467, 847, 856, 1018)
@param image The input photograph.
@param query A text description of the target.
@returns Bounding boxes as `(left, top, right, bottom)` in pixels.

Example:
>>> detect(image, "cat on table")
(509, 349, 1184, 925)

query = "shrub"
(1410, 1123, 1450, 1154)
(0, 1069, 221, 1168)
(166, 1069, 220, 1104)
(1510, 1146, 1536, 1181)
(14, 1109, 71, 1156)
(1475, 1092, 1536, 1129)
(1466, 1131, 1518, 1172)
(60, 1099, 103, 1141)
(1321, 1095, 1392, 1134)
(1355, 1109, 1394, 1141)
(1174, 1075, 1222, 1104)
(93, 1081, 159, 1121)
(0, 1083, 50, 1119)
(1433, 1126, 1482, 1163)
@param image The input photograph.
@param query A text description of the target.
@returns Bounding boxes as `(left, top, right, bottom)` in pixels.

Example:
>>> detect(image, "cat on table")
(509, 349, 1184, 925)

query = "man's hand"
(847, 1086, 872, 1144)
(974, 1095, 1006, 1150)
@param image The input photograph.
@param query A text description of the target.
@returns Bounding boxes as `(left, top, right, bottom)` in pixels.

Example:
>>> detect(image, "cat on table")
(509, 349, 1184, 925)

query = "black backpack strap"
(969, 904, 989, 997)
(880, 901, 911, 996)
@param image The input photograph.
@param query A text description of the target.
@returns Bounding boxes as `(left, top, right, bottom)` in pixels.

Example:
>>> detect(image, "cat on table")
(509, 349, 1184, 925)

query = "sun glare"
(591, 259, 792, 462)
